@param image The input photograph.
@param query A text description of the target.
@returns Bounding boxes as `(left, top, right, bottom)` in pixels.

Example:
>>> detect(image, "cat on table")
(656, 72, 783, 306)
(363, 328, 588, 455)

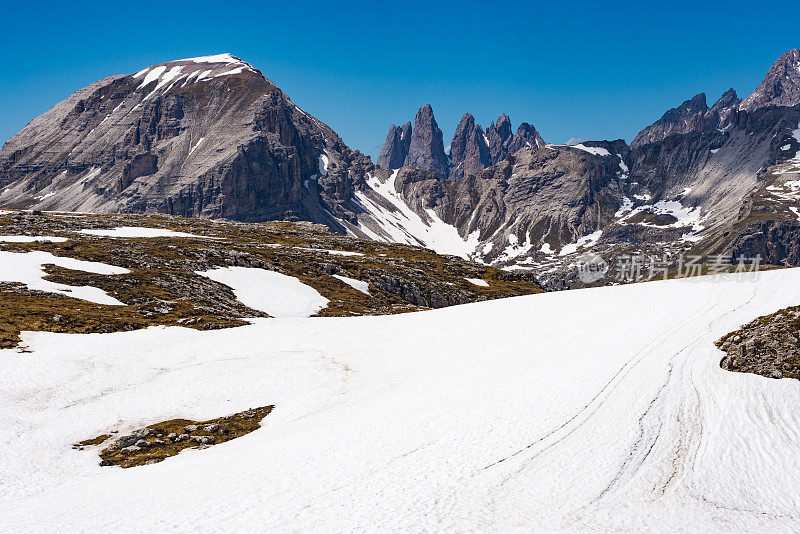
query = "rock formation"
(404, 104, 449, 178)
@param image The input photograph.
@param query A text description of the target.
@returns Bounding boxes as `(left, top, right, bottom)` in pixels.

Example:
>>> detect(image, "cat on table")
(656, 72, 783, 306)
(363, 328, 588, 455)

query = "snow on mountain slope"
(353, 170, 480, 259)
(4, 270, 800, 531)
(197, 267, 329, 317)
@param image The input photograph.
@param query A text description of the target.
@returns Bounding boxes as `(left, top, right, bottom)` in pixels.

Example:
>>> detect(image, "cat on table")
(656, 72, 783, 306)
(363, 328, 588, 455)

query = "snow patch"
(0, 251, 128, 305)
(196, 267, 328, 317)
(332, 274, 370, 295)
(188, 138, 205, 155)
(80, 227, 211, 239)
(464, 277, 489, 287)
(559, 230, 602, 256)
(572, 144, 611, 157)
(354, 171, 480, 260)
(318, 153, 330, 176)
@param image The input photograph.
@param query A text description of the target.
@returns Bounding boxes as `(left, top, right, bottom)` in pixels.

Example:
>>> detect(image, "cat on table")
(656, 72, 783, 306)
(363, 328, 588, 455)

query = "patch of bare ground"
(0, 210, 543, 347)
(74, 406, 274, 468)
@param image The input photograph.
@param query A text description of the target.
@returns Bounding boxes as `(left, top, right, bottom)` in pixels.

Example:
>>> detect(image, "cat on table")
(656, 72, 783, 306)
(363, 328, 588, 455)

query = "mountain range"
(3, 49, 800, 288)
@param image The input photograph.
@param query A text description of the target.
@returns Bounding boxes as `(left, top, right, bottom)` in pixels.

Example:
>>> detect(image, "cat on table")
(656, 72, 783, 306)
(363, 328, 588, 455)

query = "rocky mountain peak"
(131, 53, 267, 97)
(376, 121, 412, 170)
(631, 93, 710, 148)
(707, 88, 740, 130)
(507, 122, 546, 154)
(486, 114, 513, 163)
(740, 49, 800, 112)
(449, 113, 491, 181)
(405, 104, 449, 178)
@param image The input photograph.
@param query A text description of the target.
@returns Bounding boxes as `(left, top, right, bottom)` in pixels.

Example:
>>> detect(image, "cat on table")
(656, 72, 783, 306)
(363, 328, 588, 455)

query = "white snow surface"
(4, 270, 800, 531)
(464, 277, 489, 287)
(559, 229, 603, 256)
(355, 171, 480, 259)
(80, 227, 210, 239)
(572, 144, 611, 157)
(332, 274, 371, 295)
(0, 250, 128, 305)
(196, 267, 328, 317)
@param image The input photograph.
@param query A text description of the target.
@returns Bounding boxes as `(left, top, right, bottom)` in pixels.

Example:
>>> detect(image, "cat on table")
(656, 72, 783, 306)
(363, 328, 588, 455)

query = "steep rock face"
(486, 114, 514, 164)
(506, 122, 546, 155)
(448, 113, 491, 181)
(486, 114, 545, 164)
(376, 107, 545, 181)
(376, 121, 412, 170)
(740, 48, 800, 112)
(0, 53, 372, 229)
(631, 91, 741, 149)
(405, 105, 449, 178)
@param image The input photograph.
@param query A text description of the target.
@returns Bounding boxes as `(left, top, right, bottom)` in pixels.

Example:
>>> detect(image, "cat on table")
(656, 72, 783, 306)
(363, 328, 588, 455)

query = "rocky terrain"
(0, 209, 541, 348)
(352, 49, 800, 288)
(4, 50, 800, 292)
(376, 106, 545, 180)
(0, 54, 375, 230)
(717, 305, 800, 380)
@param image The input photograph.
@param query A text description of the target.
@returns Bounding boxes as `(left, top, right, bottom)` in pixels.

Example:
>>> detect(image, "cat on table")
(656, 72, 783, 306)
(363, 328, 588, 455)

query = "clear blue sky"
(0, 0, 795, 157)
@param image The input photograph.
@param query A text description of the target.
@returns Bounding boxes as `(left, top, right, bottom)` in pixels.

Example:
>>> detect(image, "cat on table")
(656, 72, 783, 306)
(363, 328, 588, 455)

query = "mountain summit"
(0, 53, 372, 227)
(740, 48, 800, 112)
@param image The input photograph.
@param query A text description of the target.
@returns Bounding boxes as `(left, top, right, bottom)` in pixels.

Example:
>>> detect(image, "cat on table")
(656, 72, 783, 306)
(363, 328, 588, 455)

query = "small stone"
(120, 446, 141, 454)
(771, 370, 783, 379)
(177, 434, 189, 442)
(166, 433, 178, 440)
(204, 423, 220, 433)
(184, 424, 198, 432)
(153, 439, 165, 445)
(135, 440, 150, 448)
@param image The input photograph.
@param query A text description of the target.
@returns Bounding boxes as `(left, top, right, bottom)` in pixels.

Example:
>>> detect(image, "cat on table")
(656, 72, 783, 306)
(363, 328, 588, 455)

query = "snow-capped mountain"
(4, 50, 800, 288)
(351, 50, 800, 287)
(0, 53, 373, 229)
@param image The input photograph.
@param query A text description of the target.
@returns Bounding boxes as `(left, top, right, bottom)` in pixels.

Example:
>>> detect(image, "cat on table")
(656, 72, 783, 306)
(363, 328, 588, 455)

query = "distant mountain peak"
(740, 48, 800, 112)
(631, 90, 741, 148)
(131, 53, 265, 97)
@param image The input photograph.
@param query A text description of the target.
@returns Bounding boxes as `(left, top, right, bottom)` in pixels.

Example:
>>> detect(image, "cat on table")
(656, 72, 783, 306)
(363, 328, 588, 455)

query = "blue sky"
(0, 0, 796, 157)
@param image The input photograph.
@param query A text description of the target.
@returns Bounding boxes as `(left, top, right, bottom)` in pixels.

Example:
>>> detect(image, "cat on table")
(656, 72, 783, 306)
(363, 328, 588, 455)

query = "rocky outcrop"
(717, 305, 800, 380)
(740, 48, 800, 112)
(376, 121, 412, 170)
(405, 104, 449, 178)
(486, 114, 514, 164)
(506, 122, 546, 155)
(449, 113, 491, 181)
(486, 114, 545, 164)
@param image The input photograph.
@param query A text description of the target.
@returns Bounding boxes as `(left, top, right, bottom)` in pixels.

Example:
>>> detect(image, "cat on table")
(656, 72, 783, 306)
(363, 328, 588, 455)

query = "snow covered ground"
(0, 250, 129, 305)
(332, 274, 371, 295)
(197, 266, 328, 317)
(355, 171, 481, 259)
(80, 227, 211, 239)
(3, 269, 800, 531)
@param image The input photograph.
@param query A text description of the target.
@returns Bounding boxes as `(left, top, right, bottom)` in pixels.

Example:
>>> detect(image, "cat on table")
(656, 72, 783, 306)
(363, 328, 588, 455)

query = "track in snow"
(2, 270, 800, 531)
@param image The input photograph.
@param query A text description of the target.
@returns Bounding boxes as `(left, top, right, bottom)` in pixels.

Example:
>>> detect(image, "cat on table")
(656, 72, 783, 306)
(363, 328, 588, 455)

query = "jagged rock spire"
(405, 104, 449, 178)
(449, 113, 491, 181)
(377, 121, 412, 170)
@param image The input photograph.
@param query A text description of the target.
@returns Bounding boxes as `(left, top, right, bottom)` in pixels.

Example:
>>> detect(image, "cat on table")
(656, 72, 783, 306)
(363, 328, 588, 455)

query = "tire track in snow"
(473, 290, 722, 484)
